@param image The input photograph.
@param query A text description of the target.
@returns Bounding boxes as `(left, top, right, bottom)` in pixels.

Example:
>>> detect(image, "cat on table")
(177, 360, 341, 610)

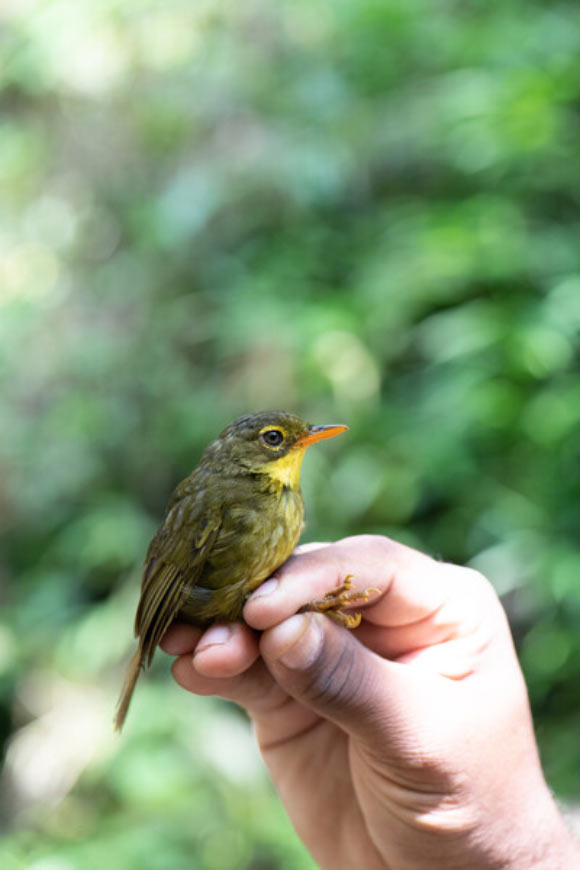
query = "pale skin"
(160, 536, 580, 870)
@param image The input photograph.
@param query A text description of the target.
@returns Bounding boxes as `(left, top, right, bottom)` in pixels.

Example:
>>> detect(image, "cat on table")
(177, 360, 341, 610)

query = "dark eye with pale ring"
(261, 429, 284, 447)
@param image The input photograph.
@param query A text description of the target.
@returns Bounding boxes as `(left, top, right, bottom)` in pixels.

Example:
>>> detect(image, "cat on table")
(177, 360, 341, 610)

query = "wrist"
(476, 786, 579, 870)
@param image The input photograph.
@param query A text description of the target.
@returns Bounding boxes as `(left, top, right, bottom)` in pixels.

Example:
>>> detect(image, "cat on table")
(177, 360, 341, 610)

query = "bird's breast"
(181, 484, 304, 616)
(243, 487, 304, 586)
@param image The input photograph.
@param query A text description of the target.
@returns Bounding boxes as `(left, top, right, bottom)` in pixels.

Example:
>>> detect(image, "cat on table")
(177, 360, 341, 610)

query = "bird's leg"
(300, 575, 380, 629)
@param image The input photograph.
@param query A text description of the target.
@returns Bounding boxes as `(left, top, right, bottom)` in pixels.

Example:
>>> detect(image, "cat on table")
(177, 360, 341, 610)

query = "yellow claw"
(301, 575, 381, 629)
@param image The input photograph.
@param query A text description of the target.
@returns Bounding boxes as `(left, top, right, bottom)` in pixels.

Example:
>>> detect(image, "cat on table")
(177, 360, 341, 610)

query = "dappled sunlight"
(1, 0, 580, 865)
(313, 331, 381, 404)
(3, 676, 110, 817)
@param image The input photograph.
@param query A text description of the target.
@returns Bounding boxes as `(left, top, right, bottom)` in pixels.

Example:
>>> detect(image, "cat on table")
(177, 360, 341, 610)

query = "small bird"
(115, 410, 370, 731)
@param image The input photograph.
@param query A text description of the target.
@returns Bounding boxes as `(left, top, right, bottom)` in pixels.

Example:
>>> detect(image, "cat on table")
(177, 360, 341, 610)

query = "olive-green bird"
(115, 410, 369, 731)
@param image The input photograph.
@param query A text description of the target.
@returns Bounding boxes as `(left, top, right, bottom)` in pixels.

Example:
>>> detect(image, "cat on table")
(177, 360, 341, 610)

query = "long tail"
(114, 648, 143, 732)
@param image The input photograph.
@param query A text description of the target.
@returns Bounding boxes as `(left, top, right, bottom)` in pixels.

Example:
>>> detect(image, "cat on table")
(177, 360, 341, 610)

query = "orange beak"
(294, 424, 349, 449)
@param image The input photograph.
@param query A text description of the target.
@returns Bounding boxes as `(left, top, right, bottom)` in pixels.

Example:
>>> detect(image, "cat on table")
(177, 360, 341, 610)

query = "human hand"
(161, 536, 578, 870)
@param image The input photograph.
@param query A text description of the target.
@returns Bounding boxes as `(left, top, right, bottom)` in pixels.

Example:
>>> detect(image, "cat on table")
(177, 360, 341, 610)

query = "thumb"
(260, 612, 421, 747)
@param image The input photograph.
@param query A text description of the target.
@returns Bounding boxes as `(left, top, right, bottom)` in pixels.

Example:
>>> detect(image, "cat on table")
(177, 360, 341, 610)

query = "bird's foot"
(300, 575, 380, 629)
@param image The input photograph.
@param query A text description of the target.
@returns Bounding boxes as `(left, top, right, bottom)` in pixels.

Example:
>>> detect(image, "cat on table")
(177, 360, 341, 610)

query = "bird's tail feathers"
(114, 648, 143, 732)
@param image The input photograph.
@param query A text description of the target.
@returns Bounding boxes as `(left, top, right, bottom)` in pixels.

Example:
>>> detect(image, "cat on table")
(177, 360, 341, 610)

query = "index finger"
(243, 535, 499, 661)
(244, 535, 449, 629)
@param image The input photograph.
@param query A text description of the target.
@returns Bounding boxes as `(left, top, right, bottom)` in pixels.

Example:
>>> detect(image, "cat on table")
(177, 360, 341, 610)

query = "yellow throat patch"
(266, 447, 306, 490)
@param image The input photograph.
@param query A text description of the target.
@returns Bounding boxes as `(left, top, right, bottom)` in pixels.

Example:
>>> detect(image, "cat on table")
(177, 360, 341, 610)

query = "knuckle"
(340, 533, 392, 550)
(461, 567, 498, 604)
(442, 563, 494, 596)
(462, 566, 489, 587)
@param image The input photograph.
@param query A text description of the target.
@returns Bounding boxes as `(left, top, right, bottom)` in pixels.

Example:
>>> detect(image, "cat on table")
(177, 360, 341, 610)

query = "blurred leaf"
(2, 0, 580, 859)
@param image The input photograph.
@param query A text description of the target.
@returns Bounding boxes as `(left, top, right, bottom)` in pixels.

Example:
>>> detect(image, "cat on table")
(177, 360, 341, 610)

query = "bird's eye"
(261, 429, 284, 447)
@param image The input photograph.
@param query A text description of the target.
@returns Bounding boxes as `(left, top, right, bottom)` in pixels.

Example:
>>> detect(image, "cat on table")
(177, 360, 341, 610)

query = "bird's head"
(204, 411, 348, 489)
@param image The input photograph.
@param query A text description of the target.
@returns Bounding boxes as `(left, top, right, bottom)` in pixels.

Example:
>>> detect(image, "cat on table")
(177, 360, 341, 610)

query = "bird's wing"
(135, 487, 221, 666)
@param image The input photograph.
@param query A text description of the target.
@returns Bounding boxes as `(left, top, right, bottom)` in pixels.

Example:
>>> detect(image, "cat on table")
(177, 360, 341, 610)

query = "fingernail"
(275, 614, 323, 670)
(251, 577, 279, 600)
(195, 624, 232, 655)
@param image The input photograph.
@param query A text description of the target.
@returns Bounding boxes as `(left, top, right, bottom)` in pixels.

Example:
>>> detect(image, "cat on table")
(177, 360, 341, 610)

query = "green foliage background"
(1, 0, 580, 866)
